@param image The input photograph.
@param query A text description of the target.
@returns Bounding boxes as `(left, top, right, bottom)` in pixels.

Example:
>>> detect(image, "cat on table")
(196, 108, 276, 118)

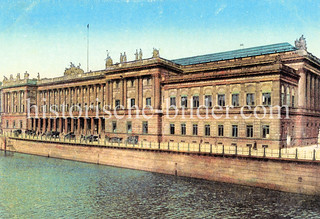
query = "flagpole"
(87, 24, 89, 72)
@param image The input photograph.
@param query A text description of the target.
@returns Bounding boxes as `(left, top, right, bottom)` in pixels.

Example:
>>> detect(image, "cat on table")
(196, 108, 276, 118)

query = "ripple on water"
(0, 151, 320, 218)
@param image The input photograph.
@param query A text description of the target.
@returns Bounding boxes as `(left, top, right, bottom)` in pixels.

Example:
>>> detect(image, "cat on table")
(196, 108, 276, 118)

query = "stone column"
(123, 79, 127, 109)
(65, 118, 68, 133)
(84, 118, 87, 134)
(37, 118, 41, 132)
(104, 82, 109, 105)
(298, 69, 306, 109)
(11, 92, 14, 113)
(33, 118, 36, 131)
(71, 118, 74, 133)
(57, 118, 61, 133)
(1, 92, 4, 114)
(2, 92, 5, 113)
(154, 74, 161, 109)
(316, 77, 319, 111)
(310, 74, 314, 110)
(91, 118, 94, 134)
(199, 87, 204, 107)
(109, 81, 113, 109)
(151, 77, 155, 108)
(42, 118, 46, 133)
(138, 77, 143, 109)
(53, 118, 57, 131)
(318, 77, 320, 111)
(98, 117, 102, 135)
(77, 118, 81, 135)
(307, 73, 311, 109)
(17, 91, 20, 113)
(48, 118, 51, 132)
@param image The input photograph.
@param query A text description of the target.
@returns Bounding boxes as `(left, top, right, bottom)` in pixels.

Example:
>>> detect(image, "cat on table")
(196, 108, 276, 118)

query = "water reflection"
(0, 151, 319, 218)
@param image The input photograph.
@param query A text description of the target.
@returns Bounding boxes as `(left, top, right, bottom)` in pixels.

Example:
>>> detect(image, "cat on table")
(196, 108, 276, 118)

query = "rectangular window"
(170, 97, 176, 107)
(232, 94, 239, 106)
(170, 124, 175, 135)
(127, 122, 132, 133)
(115, 99, 120, 108)
(146, 97, 151, 106)
(246, 93, 255, 106)
(143, 121, 148, 134)
(193, 124, 198, 135)
(181, 96, 188, 108)
(262, 93, 271, 106)
(112, 121, 117, 133)
(217, 94, 225, 106)
(246, 125, 253, 138)
(20, 120, 23, 129)
(232, 125, 238, 137)
(193, 96, 199, 108)
(205, 124, 210, 136)
(205, 95, 212, 107)
(13, 121, 15, 128)
(6, 120, 9, 128)
(262, 125, 270, 138)
(181, 124, 186, 135)
(218, 125, 224, 136)
(130, 98, 135, 108)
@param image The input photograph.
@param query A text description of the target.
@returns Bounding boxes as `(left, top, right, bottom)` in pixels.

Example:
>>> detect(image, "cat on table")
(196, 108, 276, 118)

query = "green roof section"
(171, 42, 297, 66)
(1, 79, 37, 89)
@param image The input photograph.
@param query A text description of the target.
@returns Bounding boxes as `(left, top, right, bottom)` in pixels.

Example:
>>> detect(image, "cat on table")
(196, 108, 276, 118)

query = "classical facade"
(1, 36, 320, 149)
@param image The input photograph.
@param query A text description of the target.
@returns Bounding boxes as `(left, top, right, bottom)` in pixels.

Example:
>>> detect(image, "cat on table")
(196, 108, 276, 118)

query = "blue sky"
(1, 0, 320, 78)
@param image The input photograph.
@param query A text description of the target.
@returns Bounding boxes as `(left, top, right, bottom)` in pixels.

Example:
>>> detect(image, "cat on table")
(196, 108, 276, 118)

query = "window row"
(111, 121, 149, 134)
(169, 93, 273, 108)
(5, 120, 23, 129)
(169, 123, 270, 138)
(39, 97, 153, 112)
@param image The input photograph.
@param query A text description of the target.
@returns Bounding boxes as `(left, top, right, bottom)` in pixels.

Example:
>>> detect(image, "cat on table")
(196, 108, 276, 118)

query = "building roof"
(171, 42, 296, 66)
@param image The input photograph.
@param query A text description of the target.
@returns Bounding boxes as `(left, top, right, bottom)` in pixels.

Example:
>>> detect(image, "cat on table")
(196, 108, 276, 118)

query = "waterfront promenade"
(3, 132, 320, 162)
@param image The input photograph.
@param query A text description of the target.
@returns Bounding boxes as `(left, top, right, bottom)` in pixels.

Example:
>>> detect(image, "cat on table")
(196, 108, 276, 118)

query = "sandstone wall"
(3, 137, 320, 196)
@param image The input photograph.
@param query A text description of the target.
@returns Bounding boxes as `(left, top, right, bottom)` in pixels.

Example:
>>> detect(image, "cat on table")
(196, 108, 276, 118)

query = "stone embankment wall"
(0, 137, 319, 196)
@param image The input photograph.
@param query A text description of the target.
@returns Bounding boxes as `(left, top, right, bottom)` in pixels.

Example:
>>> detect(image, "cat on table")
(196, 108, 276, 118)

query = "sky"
(0, 0, 320, 79)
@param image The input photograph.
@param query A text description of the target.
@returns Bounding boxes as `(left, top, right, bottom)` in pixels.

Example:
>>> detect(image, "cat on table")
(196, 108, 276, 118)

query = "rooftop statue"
(123, 52, 127, 62)
(295, 35, 307, 51)
(135, 49, 139, 61)
(3, 76, 8, 81)
(16, 73, 20, 80)
(153, 48, 160, 58)
(10, 74, 13, 81)
(120, 53, 123, 63)
(105, 50, 113, 67)
(139, 49, 143, 60)
(24, 71, 29, 79)
(70, 62, 75, 68)
(64, 62, 84, 75)
(37, 73, 41, 80)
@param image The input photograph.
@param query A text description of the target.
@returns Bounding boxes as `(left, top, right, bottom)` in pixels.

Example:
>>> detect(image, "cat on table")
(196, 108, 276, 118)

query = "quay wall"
(1, 137, 320, 196)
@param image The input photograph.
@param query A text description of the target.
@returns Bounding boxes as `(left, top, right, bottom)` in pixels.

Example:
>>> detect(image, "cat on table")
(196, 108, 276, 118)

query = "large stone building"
(1, 36, 319, 149)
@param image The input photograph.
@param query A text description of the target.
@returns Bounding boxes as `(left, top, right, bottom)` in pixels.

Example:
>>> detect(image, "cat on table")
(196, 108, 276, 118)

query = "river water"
(0, 151, 320, 218)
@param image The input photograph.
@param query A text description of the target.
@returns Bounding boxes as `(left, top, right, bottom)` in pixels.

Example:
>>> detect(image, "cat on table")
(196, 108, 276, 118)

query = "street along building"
(1, 36, 320, 149)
